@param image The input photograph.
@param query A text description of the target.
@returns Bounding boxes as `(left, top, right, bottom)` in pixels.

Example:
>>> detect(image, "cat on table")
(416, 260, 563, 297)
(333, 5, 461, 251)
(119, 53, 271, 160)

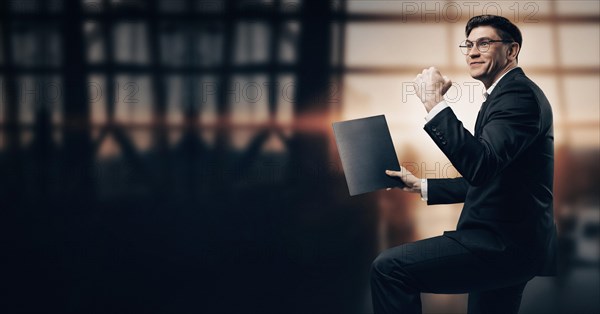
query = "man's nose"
(468, 47, 480, 58)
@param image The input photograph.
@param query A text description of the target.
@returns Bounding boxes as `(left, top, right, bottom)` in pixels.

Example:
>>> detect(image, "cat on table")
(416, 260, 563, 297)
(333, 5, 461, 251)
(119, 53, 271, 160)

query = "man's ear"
(507, 42, 520, 61)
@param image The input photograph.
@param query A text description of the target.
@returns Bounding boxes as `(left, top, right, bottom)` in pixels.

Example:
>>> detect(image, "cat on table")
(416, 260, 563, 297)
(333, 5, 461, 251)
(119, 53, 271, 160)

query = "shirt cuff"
(420, 178, 428, 201)
(424, 100, 449, 122)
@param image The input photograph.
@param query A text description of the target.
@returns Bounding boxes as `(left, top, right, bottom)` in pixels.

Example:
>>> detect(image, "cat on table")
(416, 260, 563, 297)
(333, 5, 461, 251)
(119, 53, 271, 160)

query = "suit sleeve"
(424, 81, 541, 186)
(427, 177, 469, 205)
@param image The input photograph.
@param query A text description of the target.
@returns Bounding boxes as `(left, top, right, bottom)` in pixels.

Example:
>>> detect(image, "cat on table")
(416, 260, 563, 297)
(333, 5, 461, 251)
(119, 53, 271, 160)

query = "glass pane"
(84, 20, 105, 63)
(347, 1, 405, 13)
(233, 21, 270, 65)
(569, 129, 600, 149)
(559, 25, 600, 67)
(165, 75, 185, 125)
(518, 25, 555, 66)
(12, 23, 62, 67)
(165, 75, 199, 124)
(113, 75, 153, 123)
(17, 75, 37, 124)
(160, 22, 188, 66)
(279, 21, 299, 64)
(197, 75, 218, 124)
(230, 74, 269, 124)
(276, 74, 295, 123)
(113, 22, 150, 64)
(345, 24, 448, 67)
(556, 1, 600, 15)
(194, 23, 224, 66)
(563, 76, 600, 122)
(11, 75, 62, 125)
(47, 75, 63, 125)
(89, 74, 107, 124)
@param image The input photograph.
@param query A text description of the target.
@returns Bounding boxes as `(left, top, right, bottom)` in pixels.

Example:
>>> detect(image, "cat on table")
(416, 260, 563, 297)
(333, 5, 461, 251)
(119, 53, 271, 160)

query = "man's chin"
(469, 70, 483, 80)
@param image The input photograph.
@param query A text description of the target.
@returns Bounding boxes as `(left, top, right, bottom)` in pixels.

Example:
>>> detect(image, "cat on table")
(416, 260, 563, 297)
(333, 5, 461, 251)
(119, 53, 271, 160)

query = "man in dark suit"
(371, 15, 557, 314)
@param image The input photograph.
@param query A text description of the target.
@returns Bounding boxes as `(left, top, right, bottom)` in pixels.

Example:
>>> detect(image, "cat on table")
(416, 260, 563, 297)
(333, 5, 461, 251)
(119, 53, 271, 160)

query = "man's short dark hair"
(466, 15, 522, 59)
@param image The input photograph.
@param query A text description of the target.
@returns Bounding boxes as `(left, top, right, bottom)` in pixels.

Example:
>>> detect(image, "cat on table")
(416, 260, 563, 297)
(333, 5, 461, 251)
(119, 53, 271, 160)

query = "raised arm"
(424, 81, 540, 186)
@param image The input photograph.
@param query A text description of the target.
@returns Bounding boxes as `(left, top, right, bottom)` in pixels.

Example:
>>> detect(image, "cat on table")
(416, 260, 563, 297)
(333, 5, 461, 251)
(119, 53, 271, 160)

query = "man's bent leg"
(370, 235, 533, 314)
(370, 235, 472, 314)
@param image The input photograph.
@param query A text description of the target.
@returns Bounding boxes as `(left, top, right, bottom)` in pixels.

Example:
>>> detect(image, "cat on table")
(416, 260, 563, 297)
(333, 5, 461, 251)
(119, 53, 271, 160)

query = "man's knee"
(371, 248, 404, 279)
(371, 247, 422, 295)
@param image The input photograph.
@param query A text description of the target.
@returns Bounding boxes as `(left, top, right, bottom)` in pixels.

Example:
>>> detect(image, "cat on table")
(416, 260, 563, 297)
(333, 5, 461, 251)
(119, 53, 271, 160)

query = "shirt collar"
(483, 66, 520, 99)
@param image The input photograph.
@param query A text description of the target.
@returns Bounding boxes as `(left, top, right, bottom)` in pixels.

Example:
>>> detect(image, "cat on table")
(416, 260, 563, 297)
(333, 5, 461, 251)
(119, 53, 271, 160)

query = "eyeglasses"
(459, 39, 514, 55)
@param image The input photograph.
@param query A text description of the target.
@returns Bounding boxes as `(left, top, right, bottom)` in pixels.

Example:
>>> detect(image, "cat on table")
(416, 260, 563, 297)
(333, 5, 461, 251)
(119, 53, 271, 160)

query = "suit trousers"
(371, 234, 534, 314)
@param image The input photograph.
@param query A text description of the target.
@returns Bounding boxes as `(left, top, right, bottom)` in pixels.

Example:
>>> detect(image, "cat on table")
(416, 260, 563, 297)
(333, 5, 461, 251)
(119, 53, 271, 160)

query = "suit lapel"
(474, 68, 525, 137)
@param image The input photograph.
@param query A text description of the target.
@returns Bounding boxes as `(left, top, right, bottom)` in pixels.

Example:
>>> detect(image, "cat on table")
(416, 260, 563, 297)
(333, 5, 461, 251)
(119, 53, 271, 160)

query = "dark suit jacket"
(424, 68, 557, 276)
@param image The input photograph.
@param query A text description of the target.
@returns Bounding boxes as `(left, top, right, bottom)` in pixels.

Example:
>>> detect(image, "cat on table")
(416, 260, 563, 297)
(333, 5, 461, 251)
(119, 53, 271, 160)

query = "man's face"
(465, 26, 512, 86)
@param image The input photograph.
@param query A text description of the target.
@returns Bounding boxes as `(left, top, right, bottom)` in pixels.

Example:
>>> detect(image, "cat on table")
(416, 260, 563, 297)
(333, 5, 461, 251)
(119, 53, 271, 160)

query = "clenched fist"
(413, 67, 452, 113)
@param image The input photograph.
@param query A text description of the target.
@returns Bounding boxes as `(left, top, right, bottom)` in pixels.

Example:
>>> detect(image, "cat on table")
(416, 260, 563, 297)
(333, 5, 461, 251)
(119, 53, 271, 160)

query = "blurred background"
(1, 0, 598, 313)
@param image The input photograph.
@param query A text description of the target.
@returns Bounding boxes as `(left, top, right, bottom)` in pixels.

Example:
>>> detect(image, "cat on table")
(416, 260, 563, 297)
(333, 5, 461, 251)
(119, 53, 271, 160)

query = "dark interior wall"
(2, 1, 378, 313)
